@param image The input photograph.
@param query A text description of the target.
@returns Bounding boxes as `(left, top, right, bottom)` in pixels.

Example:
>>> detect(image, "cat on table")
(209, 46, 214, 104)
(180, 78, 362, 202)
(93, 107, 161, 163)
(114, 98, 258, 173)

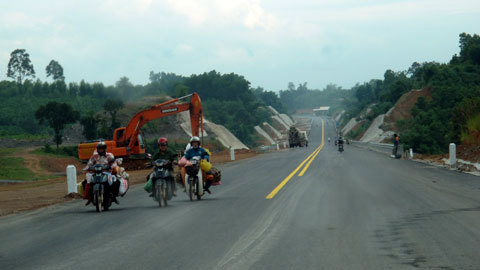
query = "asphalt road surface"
(1, 116, 480, 270)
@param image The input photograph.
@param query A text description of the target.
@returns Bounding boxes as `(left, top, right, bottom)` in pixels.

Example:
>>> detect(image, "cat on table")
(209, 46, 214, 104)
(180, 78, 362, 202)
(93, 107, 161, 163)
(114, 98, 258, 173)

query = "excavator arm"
(116, 93, 203, 151)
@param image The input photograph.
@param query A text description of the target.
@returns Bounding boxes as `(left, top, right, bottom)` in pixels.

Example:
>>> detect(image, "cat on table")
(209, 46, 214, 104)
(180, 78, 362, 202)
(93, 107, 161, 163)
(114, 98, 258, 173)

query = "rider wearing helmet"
(149, 137, 178, 196)
(184, 136, 209, 160)
(184, 136, 212, 193)
(83, 142, 118, 205)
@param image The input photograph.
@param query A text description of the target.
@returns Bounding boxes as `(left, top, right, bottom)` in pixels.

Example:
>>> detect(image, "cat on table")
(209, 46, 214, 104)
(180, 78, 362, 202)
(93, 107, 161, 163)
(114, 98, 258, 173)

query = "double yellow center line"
(266, 119, 324, 199)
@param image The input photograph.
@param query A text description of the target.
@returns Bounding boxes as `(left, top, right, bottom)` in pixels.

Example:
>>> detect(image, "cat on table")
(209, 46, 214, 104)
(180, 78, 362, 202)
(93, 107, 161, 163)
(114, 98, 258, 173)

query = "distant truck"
(288, 127, 308, 147)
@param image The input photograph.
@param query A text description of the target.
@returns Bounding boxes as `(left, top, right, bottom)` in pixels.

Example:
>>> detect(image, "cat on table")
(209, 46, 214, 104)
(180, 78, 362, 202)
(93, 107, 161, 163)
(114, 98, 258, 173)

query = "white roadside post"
(410, 148, 414, 159)
(66, 165, 77, 194)
(230, 147, 235, 161)
(449, 143, 456, 167)
(276, 144, 280, 150)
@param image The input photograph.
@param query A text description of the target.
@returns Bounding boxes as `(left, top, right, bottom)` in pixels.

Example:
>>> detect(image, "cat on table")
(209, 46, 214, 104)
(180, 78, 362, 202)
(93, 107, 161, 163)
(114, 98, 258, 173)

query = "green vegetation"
(460, 113, 480, 144)
(0, 148, 37, 180)
(344, 32, 480, 154)
(35, 101, 80, 149)
(10, 32, 480, 155)
(32, 144, 78, 157)
(1, 50, 284, 147)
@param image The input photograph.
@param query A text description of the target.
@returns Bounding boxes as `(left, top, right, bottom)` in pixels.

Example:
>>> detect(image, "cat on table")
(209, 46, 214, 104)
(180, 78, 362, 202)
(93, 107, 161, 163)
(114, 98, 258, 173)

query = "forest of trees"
(0, 52, 287, 146)
(2, 32, 479, 153)
(344, 32, 480, 153)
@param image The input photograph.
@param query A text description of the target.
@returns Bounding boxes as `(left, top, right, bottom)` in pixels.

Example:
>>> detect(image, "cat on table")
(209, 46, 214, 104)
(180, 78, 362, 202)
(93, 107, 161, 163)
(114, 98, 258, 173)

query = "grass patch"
(0, 156, 38, 180)
(31, 144, 78, 158)
(0, 148, 20, 157)
(0, 133, 50, 141)
(461, 113, 480, 144)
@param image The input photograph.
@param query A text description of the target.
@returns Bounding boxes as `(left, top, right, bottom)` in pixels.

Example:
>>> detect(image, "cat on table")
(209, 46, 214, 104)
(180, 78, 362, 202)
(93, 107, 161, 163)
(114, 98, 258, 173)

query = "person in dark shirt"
(149, 137, 178, 196)
(392, 134, 399, 158)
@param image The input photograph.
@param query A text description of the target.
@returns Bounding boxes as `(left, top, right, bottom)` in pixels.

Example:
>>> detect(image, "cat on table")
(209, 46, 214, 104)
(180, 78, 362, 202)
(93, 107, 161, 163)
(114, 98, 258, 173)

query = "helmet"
(96, 141, 107, 155)
(190, 136, 200, 145)
(96, 141, 107, 150)
(157, 137, 168, 146)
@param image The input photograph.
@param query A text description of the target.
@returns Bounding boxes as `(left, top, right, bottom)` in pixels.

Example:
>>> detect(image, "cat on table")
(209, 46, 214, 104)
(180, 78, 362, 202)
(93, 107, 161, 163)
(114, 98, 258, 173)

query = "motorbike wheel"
(103, 190, 110, 211)
(196, 178, 202, 200)
(160, 183, 167, 207)
(94, 190, 102, 213)
(155, 184, 161, 206)
(188, 178, 194, 201)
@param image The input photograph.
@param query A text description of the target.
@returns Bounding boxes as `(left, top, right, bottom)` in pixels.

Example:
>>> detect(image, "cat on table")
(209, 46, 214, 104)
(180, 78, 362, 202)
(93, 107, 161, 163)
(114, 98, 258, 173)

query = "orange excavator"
(78, 93, 204, 169)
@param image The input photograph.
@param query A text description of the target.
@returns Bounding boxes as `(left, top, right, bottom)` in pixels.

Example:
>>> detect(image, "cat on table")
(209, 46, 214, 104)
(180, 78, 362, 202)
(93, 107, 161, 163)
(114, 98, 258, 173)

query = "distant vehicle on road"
(288, 127, 308, 147)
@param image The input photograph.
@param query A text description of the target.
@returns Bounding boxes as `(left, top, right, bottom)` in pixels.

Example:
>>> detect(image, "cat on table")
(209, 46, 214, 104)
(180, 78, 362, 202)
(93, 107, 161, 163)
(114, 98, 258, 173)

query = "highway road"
(1, 116, 480, 270)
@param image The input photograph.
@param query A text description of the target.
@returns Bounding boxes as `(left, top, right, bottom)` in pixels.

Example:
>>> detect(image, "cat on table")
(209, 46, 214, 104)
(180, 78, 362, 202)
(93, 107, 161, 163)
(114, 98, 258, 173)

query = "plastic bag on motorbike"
(144, 178, 153, 193)
(77, 180, 85, 194)
(178, 156, 188, 167)
(200, 159, 212, 172)
(119, 178, 129, 196)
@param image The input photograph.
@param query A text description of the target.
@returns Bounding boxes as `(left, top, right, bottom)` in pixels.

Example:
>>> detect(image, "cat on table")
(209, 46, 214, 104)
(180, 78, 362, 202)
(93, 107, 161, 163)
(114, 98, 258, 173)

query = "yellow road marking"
(298, 119, 324, 176)
(265, 119, 324, 199)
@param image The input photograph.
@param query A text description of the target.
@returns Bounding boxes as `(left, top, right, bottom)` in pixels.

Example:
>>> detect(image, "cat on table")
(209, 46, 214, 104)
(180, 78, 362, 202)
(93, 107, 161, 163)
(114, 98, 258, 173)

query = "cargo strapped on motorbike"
(209, 167, 222, 185)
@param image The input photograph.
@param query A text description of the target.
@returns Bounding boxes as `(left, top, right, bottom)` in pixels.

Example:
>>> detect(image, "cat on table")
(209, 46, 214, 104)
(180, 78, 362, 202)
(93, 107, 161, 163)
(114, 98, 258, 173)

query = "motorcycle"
(338, 142, 344, 152)
(87, 164, 117, 212)
(151, 159, 173, 207)
(185, 156, 204, 201)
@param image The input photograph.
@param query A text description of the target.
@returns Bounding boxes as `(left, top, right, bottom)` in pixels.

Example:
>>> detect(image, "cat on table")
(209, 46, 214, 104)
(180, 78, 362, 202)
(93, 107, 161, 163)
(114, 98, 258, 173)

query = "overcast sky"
(1, 0, 479, 91)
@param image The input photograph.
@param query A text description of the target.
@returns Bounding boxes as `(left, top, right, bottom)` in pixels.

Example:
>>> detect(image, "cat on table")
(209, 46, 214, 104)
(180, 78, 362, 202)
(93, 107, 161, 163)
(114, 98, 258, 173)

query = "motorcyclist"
(82, 142, 118, 205)
(328, 137, 331, 144)
(184, 136, 213, 194)
(148, 137, 178, 196)
(337, 136, 344, 150)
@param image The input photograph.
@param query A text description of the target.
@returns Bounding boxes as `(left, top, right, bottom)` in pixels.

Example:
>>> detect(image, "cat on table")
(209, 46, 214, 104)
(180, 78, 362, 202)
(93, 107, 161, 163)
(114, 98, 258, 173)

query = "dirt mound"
(457, 144, 480, 163)
(384, 87, 432, 130)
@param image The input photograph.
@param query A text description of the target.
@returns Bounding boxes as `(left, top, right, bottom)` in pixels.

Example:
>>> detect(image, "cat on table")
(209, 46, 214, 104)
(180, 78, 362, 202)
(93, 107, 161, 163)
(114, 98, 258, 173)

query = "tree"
(103, 98, 124, 134)
(458, 32, 480, 65)
(174, 83, 189, 97)
(7, 49, 35, 84)
(45, 60, 65, 81)
(35, 102, 79, 150)
(80, 110, 98, 140)
(116, 76, 134, 98)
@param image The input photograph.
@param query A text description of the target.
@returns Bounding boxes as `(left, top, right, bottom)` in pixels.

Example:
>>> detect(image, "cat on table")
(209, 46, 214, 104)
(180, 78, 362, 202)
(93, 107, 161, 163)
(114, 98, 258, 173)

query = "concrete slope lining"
(267, 106, 280, 115)
(279, 114, 294, 126)
(205, 121, 249, 150)
(360, 114, 394, 143)
(272, 115, 290, 130)
(263, 122, 282, 138)
(254, 126, 276, 145)
(334, 110, 345, 122)
(178, 111, 209, 137)
(342, 118, 358, 135)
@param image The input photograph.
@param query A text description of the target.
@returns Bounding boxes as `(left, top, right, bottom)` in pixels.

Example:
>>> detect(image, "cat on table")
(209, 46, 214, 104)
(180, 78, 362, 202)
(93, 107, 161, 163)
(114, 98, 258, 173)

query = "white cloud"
(98, 0, 153, 19)
(243, 0, 276, 30)
(175, 44, 193, 53)
(166, 0, 209, 25)
(0, 0, 479, 88)
(165, 0, 277, 30)
(2, 11, 51, 29)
